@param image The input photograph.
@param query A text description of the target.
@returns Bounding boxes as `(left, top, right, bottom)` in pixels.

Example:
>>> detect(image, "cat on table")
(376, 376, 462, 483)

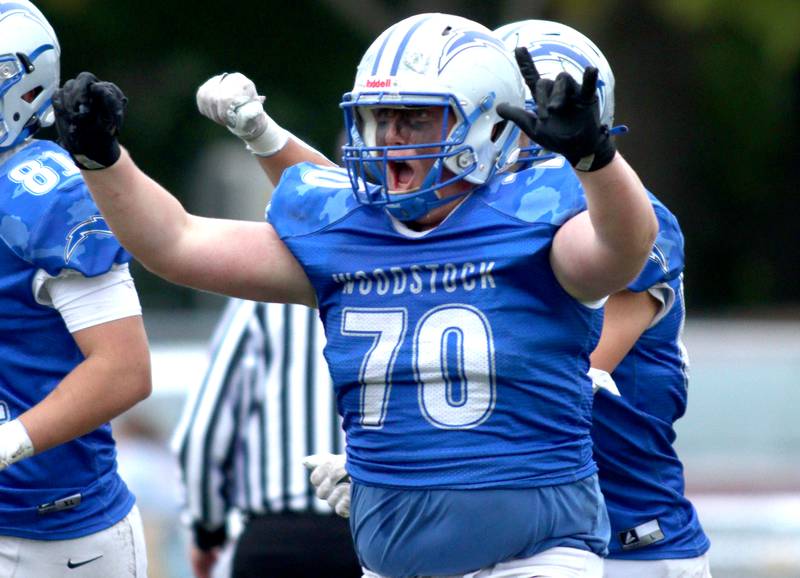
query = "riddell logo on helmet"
(365, 78, 393, 88)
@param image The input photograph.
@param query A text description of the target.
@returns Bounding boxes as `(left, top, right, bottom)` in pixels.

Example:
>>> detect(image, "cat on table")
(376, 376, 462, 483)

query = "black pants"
(231, 512, 362, 578)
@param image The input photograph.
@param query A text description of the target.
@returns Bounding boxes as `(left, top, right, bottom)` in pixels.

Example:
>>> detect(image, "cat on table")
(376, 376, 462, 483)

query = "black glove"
(52, 71, 127, 170)
(497, 47, 615, 172)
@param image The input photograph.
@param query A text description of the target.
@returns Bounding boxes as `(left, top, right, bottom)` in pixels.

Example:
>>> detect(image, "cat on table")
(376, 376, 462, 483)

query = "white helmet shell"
(495, 19, 615, 128)
(341, 13, 525, 219)
(0, 0, 60, 150)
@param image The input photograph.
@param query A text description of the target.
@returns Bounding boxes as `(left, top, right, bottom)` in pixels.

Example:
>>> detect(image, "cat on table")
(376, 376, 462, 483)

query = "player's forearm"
(80, 148, 194, 280)
(256, 137, 336, 185)
(590, 290, 660, 372)
(19, 325, 151, 453)
(578, 153, 657, 286)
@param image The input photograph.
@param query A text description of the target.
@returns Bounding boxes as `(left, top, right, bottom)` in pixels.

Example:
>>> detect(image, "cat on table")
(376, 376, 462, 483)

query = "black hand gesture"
(52, 72, 127, 170)
(498, 47, 615, 171)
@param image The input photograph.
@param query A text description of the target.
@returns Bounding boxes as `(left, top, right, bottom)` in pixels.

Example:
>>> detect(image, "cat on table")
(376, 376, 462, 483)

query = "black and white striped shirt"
(172, 299, 345, 537)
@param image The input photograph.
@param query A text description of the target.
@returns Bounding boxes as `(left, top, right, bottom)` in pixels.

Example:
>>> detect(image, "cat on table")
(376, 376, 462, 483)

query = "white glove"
(303, 453, 351, 518)
(196, 72, 289, 156)
(0, 419, 34, 472)
(588, 367, 621, 396)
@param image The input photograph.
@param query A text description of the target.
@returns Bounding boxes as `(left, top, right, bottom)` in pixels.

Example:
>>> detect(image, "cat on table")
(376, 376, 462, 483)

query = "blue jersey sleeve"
(267, 163, 361, 239)
(628, 197, 684, 293)
(0, 140, 130, 277)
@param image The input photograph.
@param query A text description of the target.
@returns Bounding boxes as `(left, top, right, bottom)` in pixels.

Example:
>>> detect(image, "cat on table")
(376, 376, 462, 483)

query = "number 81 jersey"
(0, 140, 134, 539)
(269, 163, 601, 489)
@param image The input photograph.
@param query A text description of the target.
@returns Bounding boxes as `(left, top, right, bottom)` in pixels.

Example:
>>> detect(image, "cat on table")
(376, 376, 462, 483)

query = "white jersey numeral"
(8, 151, 79, 195)
(415, 305, 496, 429)
(342, 305, 496, 430)
(342, 308, 407, 428)
(9, 160, 59, 195)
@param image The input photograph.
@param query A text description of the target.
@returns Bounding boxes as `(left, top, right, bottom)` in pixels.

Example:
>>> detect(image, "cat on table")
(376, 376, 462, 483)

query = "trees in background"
(39, 0, 800, 311)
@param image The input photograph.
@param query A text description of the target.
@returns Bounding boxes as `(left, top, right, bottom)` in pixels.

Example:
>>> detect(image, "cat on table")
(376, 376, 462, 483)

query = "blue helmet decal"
(439, 30, 507, 73)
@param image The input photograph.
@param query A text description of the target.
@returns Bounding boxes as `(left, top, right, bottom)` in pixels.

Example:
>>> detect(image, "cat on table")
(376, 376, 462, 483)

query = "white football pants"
(0, 504, 147, 577)
(603, 553, 712, 578)
(362, 546, 603, 578)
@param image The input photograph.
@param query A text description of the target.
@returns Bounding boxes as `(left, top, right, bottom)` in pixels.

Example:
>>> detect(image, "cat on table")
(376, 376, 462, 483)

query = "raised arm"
(550, 154, 657, 301)
(196, 72, 337, 185)
(498, 49, 657, 302)
(52, 72, 316, 306)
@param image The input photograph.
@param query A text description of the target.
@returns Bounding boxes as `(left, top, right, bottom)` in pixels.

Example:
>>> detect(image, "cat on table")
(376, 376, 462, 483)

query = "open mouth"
(388, 159, 416, 192)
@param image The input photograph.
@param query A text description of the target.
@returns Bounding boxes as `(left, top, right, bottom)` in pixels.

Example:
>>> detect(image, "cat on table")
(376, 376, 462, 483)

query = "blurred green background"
(37, 0, 800, 315)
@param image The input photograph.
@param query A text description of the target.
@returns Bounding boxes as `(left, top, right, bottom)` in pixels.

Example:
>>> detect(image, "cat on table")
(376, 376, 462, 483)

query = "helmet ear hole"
(490, 120, 508, 143)
(22, 86, 42, 103)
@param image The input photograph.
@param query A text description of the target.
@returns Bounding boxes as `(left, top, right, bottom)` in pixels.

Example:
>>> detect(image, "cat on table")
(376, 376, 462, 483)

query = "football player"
(0, 2, 150, 576)
(306, 19, 712, 578)
(494, 20, 712, 578)
(52, 13, 657, 577)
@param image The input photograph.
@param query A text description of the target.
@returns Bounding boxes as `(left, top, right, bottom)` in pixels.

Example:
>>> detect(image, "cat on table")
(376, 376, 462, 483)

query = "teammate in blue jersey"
(52, 12, 658, 577)
(0, 2, 151, 577)
(494, 20, 711, 578)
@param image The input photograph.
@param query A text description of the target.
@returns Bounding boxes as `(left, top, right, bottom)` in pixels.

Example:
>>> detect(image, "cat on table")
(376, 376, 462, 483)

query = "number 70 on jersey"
(341, 304, 497, 431)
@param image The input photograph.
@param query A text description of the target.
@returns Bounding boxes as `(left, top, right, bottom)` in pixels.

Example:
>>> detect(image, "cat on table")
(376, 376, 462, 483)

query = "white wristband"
(0, 419, 35, 470)
(243, 114, 290, 157)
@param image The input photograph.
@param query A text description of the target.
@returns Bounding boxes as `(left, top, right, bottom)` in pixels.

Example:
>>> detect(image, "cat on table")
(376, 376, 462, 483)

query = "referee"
(172, 299, 361, 578)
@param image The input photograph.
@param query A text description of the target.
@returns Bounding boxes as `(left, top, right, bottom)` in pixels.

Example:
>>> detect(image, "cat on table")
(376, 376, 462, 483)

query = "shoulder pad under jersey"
(0, 140, 130, 277)
(267, 163, 362, 239)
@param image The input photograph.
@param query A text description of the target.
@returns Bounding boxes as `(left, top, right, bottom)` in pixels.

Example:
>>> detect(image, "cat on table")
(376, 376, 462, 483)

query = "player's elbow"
(129, 359, 153, 404)
(630, 207, 659, 273)
(642, 208, 659, 254)
(117, 353, 153, 407)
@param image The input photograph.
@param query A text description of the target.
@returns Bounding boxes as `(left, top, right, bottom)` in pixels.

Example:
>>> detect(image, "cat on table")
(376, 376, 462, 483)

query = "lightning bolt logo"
(649, 244, 670, 275)
(64, 215, 113, 264)
(439, 29, 508, 72)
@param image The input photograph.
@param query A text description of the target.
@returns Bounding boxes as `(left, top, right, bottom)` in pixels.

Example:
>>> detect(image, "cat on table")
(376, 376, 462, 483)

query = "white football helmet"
(495, 20, 623, 166)
(495, 19, 615, 128)
(341, 13, 525, 221)
(0, 1, 60, 151)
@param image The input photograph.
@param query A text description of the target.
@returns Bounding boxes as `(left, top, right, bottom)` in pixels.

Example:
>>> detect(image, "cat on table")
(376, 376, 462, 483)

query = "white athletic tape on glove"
(303, 453, 351, 518)
(196, 72, 288, 156)
(0, 419, 34, 471)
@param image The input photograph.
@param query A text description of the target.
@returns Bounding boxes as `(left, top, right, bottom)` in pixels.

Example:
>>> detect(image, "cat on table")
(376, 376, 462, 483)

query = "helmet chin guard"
(341, 13, 525, 221)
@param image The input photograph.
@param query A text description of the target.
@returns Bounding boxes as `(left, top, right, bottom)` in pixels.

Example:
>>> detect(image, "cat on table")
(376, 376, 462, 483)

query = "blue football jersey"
(0, 140, 135, 539)
(591, 195, 710, 559)
(269, 163, 602, 489)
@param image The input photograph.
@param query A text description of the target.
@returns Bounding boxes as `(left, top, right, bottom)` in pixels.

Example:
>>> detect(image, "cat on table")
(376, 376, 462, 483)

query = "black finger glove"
(52, 71, 127, 170)
(498, 47, 615, 172)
